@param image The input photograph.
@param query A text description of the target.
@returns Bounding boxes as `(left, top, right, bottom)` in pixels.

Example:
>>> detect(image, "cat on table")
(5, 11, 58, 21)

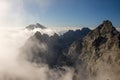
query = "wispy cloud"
(0, 0, 55, 27)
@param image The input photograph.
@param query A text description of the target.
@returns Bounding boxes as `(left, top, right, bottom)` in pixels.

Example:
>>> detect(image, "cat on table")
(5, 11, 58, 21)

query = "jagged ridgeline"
(22, 26, 91, 67)
(22, 20, 120, 80)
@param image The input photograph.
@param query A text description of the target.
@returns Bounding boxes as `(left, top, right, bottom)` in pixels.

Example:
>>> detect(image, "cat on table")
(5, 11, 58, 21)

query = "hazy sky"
(0, 0, 120, 27)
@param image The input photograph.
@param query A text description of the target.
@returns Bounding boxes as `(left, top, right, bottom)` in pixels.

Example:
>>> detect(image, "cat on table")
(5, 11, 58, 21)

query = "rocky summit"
(26, 23, 46, 30)
(68, 20, 120, 80)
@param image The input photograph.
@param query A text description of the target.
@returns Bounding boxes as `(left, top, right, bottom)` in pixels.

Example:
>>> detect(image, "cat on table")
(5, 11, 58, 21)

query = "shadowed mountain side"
(21, 28, 91, 67)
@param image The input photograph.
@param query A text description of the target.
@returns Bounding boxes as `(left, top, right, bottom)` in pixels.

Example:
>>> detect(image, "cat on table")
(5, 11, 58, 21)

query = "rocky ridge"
(68, 20, 120, 80)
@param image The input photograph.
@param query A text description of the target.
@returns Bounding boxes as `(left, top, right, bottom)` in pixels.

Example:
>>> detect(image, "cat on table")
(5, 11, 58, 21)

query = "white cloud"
(0, 0, 25, 27)
(0, 26, 75, 80)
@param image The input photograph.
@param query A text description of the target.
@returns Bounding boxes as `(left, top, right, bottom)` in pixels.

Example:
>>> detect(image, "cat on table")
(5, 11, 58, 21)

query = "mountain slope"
(22, 28, 91, 67)
(68, 20, 120, 80)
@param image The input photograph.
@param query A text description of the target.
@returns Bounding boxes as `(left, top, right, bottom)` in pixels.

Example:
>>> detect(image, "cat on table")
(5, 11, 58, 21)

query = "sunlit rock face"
(68, 20, 120, 80)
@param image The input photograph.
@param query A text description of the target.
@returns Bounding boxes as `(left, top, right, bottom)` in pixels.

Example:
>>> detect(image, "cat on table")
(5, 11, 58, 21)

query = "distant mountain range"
(22, 20, 120, 80)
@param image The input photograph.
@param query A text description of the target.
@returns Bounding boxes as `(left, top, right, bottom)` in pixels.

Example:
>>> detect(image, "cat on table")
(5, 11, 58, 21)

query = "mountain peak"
(97, 20, 114, 32)
(102, 20, 113, 27)
(90, 20, 117, 36)
(36, 23, 46, 29)
(99, 20, 113, 29)
(26, 23, 46, 30)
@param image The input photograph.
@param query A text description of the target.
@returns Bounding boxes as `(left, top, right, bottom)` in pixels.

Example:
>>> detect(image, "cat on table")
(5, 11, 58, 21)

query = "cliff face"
(68, 20, 120, 79)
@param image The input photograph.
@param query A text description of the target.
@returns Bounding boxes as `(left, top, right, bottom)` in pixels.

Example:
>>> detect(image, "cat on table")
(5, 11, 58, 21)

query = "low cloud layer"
(0, 27, 75, 80)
